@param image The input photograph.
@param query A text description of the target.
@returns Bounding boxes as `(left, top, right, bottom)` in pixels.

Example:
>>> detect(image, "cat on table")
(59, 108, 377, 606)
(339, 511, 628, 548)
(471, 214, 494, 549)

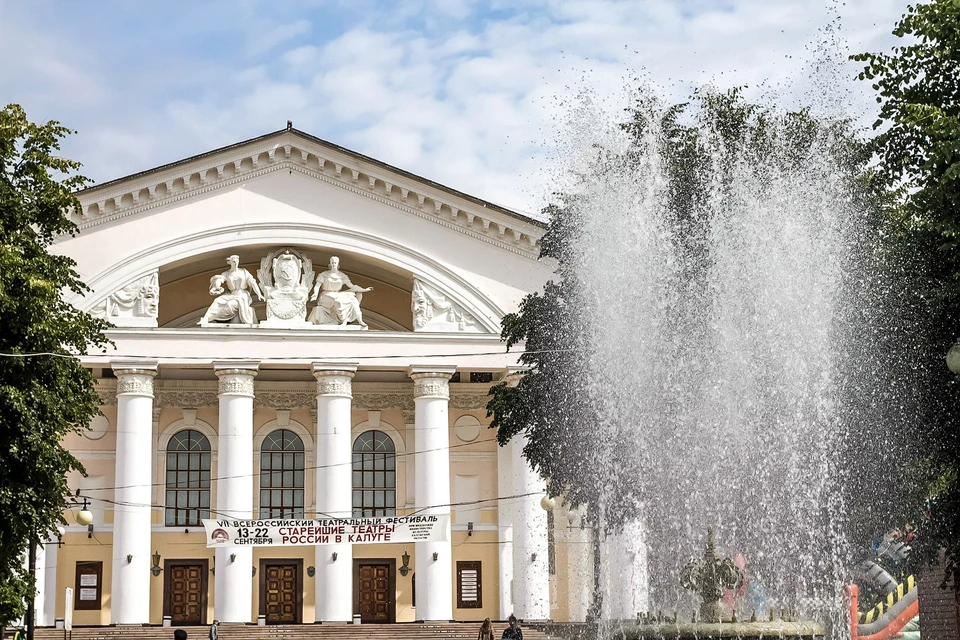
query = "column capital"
(312, 363, 357, 398)
(408, 366, 457, 399)
(214, 362, 259, 397)
(112, 362, 158, 397)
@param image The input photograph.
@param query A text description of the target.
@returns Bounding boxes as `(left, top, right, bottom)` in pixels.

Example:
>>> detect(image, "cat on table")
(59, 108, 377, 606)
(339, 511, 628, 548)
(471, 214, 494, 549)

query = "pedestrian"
(478, 617, 495, 640)
(209, 619, 220, 640)
(501, 614, 523, 640)
(174, 629, 187, 640)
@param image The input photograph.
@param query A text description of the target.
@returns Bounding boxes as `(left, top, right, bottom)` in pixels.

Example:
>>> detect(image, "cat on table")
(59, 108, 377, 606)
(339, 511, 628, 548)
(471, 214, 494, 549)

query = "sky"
(0, 0, 908, 216)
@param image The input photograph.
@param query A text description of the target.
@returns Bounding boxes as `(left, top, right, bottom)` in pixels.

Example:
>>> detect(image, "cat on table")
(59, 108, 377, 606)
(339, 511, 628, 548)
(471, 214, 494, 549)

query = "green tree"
(853, 0, 960, 583)
(0, 105, 108, 626)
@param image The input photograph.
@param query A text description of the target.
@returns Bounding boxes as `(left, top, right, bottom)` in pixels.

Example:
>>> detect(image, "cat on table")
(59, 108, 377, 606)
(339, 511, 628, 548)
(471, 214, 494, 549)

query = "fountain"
(546, 88, 871, 638)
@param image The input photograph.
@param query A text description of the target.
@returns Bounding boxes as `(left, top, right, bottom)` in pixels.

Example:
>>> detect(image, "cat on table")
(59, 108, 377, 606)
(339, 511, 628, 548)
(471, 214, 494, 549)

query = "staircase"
(34, 622, 556, 640)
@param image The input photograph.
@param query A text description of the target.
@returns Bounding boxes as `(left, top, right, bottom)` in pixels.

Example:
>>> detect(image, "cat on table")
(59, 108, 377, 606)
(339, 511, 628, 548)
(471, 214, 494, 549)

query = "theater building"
(31, 127, 611, 627)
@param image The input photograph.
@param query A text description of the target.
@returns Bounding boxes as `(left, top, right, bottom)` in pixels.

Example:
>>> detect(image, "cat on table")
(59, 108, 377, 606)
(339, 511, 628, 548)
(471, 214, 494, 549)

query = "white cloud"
(0, 0, 908, 213)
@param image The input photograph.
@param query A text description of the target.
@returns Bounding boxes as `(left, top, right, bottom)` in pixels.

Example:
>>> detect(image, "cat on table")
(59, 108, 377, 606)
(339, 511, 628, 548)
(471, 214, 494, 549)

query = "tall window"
(352, 431, 396, 517)
(260, 429, 305, 519)
(165, 430, 211, 526)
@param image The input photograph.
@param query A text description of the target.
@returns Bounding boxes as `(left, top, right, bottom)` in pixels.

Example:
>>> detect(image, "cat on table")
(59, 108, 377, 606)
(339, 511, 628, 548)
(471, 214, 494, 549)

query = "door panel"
(356, 562, 394, 623)
(260, 561, 302, 624)
(164, 560, 207, 626)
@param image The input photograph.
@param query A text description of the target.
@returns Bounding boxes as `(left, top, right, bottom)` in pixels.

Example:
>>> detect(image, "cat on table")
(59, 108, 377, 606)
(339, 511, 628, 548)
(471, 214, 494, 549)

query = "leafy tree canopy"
(854, 0, 960, 583)
(0, 104, 108, 625)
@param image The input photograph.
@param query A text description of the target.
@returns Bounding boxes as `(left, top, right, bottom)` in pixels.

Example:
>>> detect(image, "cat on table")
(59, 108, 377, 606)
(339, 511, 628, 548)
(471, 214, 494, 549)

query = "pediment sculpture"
(257, 248, 314, 328)
(308, 256, 373, 329)
(197, 251, 373, 330)
(411, 279, 479, 333)
(198, 255, 264, 325)
(91, 271, 160, 327)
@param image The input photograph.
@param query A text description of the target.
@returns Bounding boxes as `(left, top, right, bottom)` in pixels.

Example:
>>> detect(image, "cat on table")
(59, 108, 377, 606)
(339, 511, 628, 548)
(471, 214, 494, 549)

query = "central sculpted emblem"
(257, 248, 314, 327)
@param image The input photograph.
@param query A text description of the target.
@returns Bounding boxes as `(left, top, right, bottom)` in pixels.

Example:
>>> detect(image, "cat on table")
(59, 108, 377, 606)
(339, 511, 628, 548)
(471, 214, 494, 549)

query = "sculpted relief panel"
(91, 271, 159, 327)
(411, 279, 480, 333)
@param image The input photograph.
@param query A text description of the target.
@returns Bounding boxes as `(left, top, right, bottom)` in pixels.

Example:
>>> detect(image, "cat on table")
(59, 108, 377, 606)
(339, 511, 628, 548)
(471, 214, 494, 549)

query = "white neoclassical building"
(30, 127, 619, 628)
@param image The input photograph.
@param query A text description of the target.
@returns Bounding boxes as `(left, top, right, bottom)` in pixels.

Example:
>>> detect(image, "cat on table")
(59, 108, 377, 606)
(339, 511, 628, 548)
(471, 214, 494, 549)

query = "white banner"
(202, 515, 449, 547)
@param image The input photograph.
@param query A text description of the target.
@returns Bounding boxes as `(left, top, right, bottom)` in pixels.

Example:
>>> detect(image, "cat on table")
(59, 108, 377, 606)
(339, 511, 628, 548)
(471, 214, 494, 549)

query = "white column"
(213, 363, 258, 623)
(564, 508, 592, 622)
(408, 366, 456, 622)
(601, 520, 648, 620)
(497, 441, 514, 619)
(511, 433, 550, 621)
(39, 529, 62, 627)
(313, 363, 358, 623)
(111, 363, 157, 624)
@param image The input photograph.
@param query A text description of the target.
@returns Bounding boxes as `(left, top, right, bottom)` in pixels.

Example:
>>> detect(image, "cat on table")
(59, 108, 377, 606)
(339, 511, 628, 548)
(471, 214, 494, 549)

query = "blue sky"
(1, 0, 906, 214)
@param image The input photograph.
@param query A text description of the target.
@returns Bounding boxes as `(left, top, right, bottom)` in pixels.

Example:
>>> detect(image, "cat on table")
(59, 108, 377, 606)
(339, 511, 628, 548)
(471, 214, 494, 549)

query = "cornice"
(69, 136, 543, 259)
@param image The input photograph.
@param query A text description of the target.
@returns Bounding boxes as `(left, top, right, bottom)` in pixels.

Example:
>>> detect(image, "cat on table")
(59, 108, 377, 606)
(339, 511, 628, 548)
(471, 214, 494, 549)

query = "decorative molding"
(156, 389, 219, 408)
(114, 369, 157, 397)
(253, 392, 315, 410)
(70, 135, 543, 259)
(96, 381, 118, 406)
(352, 393, 415, 411)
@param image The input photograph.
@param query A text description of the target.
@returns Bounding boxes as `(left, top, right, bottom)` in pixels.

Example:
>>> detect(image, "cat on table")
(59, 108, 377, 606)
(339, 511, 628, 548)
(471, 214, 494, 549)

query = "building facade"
(33, 128, 606, 627)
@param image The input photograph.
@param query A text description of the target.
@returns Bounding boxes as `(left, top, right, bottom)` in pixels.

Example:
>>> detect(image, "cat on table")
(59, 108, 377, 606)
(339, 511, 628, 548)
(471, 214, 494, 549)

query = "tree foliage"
(0, 104, 108, 625)
(853, 0, 960, 583)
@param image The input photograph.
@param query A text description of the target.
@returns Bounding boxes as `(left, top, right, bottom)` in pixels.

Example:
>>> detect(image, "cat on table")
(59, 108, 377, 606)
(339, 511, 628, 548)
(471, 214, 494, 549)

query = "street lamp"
(946, 341, 960, 374)
(540, 495, 557, 512)
(75, 499, 93, 527)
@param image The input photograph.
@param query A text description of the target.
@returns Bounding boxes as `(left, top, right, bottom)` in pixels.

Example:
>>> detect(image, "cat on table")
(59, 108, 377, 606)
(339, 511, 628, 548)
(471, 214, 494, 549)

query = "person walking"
(478, 617, 495, 640)
(501, 614, 523, 640)
(208, 619, 220, 640)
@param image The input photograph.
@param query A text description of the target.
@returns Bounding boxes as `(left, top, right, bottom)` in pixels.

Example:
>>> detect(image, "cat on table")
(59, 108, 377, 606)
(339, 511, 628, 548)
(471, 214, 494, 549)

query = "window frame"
(164, 429, 212, 527)
(352, 430, 397, 517)
(259, 429, 305, 519)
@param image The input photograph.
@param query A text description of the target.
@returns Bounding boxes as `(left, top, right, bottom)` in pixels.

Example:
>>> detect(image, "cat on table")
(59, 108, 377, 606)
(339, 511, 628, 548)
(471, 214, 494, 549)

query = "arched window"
(260, 429, 305, 519)
(352, 431, 396, 517)
(165, 430, 211, 526)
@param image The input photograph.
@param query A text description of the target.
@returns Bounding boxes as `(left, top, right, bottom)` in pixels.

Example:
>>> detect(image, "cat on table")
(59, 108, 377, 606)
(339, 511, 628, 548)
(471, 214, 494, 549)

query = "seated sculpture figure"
(308, 256, 372, 328)
(199, 254, 264, 325)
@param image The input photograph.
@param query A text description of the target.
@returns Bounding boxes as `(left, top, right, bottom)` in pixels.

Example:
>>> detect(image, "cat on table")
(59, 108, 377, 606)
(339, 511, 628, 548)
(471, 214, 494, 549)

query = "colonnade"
(104, 360, 548, 624)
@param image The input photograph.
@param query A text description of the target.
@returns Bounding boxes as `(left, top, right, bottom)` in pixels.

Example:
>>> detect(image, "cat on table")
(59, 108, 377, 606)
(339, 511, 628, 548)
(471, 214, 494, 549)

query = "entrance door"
(354, 560, 396, 623)
(260, 559, 302, 624)
(164, 560, 208, 626)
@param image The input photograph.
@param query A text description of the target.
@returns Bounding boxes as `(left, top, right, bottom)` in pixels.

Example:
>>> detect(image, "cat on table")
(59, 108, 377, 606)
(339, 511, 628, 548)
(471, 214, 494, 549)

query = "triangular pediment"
(70, 128, 545, 258)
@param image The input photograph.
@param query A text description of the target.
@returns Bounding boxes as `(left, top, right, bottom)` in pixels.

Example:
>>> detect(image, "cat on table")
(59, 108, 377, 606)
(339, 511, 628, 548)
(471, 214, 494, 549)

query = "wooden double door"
(259, 559, 303, 624)
(354, 559, 396, 623)
(163, 559, 208, 626)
